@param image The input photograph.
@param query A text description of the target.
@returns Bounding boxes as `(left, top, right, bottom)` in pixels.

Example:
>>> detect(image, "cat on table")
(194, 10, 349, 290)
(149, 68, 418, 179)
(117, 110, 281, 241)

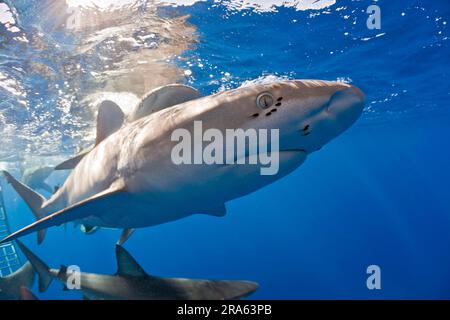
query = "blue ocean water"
(0, 0, 449, 299)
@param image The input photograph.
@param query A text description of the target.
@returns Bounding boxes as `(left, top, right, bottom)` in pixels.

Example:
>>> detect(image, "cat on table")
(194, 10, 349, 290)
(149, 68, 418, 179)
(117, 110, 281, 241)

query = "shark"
(16, 241, 258, 300)
(21, 166, 55, 194)
(0, 261, 35, 300)
(54, 84, 201, 242)
(0, 80, 365, 244)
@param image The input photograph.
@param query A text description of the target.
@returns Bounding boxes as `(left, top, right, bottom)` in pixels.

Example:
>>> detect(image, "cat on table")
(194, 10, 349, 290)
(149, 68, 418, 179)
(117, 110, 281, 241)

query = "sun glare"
(66, 0, 139, 8)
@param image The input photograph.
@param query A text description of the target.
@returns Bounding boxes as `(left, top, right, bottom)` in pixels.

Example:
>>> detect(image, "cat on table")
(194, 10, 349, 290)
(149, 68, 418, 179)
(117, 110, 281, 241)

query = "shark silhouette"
(16, 241, 258, 300)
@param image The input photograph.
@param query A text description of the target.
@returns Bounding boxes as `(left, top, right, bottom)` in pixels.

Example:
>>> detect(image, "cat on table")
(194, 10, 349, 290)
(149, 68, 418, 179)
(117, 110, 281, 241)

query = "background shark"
(21, 166, 55, 194)
(17, 241, 258, 300)
(0, 261, 35, 300)
(1, 80, 365, 244)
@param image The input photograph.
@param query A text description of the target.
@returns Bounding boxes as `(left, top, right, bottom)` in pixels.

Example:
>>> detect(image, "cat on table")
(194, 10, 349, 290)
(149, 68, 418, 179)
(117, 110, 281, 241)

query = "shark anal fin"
(117, 228, 135, 246)
(115, 245, 147, 277)
(0, 182, 127, 244)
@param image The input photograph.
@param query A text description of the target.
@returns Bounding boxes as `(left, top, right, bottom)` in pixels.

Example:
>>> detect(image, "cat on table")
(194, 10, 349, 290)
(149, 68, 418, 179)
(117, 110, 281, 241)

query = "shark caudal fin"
(0, 181, 126, 244)
(55, 100, 125, 171)
(2, 171, 47, 244)
(16, 240, 53, 293)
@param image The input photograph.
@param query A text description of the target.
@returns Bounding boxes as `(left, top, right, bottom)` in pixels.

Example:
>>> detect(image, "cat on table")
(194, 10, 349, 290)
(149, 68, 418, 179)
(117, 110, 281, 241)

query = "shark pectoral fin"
(2, 171, 47, 244)
(15, 240, 53, 293)
(199, 204, 227, 217)
(96, 100, 125, 145)
(0, 182, 127, 244)
(116, 228, 135, 246)
(54, 150, 91, 171)
(115, 245, 147, 277)
(130, 84, 201, 121)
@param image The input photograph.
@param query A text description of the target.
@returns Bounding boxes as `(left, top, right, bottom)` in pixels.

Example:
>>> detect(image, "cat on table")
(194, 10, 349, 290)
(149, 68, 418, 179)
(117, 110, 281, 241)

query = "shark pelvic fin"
(16, 240, 53, 293)
(116, 228, 135, 246)
(115, 245, 147, 277)
(129, 84, 201, 122)
(2, 171, 47, 244)
(0, 181, 127, 244)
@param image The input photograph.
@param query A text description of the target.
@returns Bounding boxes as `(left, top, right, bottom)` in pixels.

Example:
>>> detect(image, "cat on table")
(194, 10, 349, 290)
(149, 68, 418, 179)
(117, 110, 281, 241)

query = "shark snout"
(327, 85, 365, 129)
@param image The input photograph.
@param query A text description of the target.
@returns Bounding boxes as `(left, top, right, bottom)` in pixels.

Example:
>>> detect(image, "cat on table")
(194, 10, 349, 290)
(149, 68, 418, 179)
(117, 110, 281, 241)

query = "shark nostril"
(303, 125, 310, 131)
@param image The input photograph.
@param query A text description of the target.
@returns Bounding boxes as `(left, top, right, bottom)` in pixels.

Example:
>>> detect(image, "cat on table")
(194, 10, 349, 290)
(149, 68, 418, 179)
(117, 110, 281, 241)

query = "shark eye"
(256, 92, 274, 109)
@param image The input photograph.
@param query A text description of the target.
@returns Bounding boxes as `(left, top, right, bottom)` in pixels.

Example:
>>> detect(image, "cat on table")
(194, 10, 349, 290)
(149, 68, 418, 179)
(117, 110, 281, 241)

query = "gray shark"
(21, 166, 54, 194)
(16, 241, 258, 300)
(54, 84, 201, 243)
(0, 261, 35, 300)
(54, 84, 201, 171)
(0, 80, 365, 244)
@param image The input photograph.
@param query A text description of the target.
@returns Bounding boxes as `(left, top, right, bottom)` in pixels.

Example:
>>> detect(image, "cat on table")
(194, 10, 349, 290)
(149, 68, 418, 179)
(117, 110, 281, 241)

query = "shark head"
(217, 79, 365, 154)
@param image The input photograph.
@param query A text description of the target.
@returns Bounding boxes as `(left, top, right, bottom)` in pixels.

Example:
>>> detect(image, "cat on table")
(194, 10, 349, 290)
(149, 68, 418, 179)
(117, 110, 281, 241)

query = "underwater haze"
(0, 0, 449, 299)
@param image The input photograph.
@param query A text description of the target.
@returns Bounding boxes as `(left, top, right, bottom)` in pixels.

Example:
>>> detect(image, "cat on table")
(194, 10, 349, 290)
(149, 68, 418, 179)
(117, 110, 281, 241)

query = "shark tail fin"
(15, 240, 53, 293)
(2, 171, 47, 244)
(0, 181, 126, 245)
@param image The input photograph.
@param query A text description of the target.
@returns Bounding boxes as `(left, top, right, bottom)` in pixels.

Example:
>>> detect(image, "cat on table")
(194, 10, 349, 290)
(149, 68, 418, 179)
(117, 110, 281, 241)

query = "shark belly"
(79, 149, 307, 229)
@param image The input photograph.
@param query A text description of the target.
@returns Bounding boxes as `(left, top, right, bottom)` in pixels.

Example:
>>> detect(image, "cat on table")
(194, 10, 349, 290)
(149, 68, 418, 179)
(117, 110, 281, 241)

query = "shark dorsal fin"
(115, 245, 147, 277)
(96, 100, 125, 145)
(129, 84, 201, 122)
(54, 100, 124, 171)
